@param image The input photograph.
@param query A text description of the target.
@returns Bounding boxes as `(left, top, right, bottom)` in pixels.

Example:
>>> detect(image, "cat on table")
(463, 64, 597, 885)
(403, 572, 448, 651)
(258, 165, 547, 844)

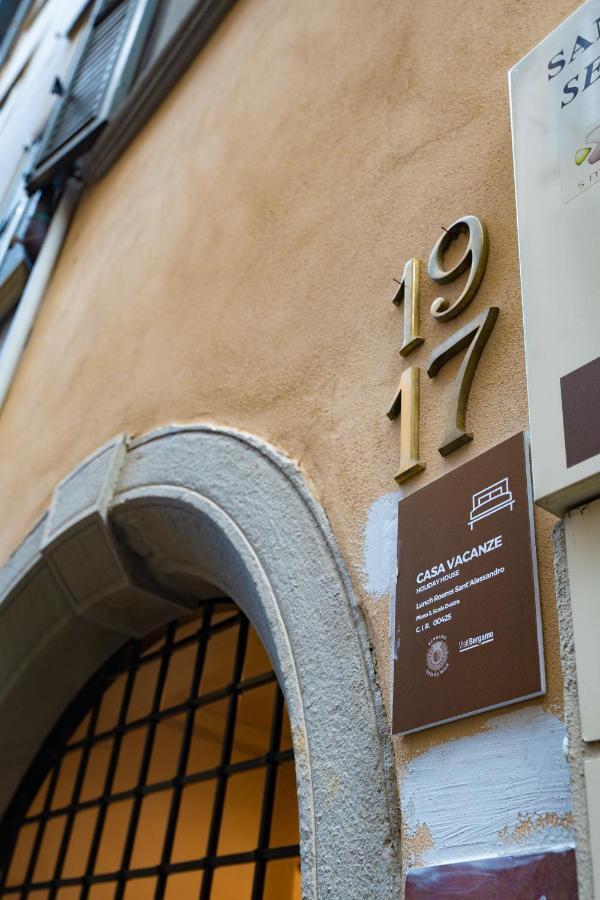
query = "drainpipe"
(0, 177, 81, 412)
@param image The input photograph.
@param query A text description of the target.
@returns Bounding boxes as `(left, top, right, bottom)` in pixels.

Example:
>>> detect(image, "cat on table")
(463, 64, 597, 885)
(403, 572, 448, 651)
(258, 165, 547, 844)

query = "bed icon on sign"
(468, 477, 514, 530)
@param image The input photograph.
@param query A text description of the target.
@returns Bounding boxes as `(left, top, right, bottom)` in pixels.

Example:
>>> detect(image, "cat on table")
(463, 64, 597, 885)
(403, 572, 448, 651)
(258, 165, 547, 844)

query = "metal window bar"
(251, 687, 284, 900)
(113, 620, 177, 900)
(0, 601, 299, 899)
(22, 667, 277, 770)
(0, 639, 142, 892)
(1, 845, 301, 894)
(79, 647, 141, 900)
(154, 604, 214, 897)
(47, 694, 102, 899)
(199, 614, 249, 900)
(19, 745, 293, 828)
(16, 743, 62, 896)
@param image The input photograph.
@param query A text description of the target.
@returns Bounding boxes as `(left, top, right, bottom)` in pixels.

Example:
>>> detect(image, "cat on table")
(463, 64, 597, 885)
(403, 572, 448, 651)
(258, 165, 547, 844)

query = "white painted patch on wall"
(362, 490, 402, 600)
(403, 706, 574, 866)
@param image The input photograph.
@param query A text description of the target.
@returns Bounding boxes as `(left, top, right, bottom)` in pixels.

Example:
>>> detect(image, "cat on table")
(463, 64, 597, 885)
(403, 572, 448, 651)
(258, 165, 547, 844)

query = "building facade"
(0, 0, 597, 896)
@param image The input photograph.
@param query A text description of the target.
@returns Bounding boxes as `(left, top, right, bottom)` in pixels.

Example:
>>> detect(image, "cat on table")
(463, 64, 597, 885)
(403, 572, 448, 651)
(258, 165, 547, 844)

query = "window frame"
(79, 0, 239, 185)
(27, 0, 160, 192)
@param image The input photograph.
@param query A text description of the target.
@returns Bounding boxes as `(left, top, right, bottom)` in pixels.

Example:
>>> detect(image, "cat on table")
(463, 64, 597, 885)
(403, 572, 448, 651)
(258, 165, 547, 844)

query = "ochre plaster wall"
(0, 0, 581, 873)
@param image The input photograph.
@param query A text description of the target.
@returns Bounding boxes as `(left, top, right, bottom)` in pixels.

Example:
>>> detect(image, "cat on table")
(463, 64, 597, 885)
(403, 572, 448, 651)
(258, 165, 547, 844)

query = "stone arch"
(0, 425, 401, 897)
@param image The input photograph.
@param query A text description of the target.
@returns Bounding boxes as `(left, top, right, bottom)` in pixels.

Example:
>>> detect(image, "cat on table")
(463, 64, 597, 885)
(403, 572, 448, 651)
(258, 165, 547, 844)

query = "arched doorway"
(0, 602, 300, 899)
(0, 426, 402, 897)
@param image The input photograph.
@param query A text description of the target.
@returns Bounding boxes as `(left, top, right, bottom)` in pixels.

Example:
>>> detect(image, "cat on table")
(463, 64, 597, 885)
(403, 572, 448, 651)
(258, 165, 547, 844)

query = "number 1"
(387, 366, 425, 483)
(392, 257, 424, 357)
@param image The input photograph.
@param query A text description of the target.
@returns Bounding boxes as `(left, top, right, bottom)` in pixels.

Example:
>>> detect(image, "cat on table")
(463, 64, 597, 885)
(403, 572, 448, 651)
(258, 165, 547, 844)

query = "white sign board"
(510, 0, 600, 515)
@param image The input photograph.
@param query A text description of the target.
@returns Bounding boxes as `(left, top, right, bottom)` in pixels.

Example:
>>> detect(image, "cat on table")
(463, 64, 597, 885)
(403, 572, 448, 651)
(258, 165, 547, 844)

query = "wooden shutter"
(27, 0, 158, 191)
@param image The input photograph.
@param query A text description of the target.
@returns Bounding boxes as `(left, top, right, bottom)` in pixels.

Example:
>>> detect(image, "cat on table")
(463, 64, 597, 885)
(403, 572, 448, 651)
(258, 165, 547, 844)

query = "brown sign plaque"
(405, 848, 577, 898)
(561, 354, 600, 469)
(392, 432, 545, 735)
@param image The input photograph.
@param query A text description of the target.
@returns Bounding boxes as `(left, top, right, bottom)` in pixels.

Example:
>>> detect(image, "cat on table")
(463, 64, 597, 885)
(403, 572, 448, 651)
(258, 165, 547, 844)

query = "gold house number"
(387, 215, 498, 484)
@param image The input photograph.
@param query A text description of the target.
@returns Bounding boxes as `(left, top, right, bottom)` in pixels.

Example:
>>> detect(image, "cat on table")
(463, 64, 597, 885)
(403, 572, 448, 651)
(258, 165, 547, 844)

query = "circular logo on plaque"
(426, 635, 449, 677)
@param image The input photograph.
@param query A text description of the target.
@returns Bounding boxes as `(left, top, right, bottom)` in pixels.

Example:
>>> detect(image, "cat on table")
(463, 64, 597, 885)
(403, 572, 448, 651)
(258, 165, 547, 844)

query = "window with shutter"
(0, 134, 50, 327)
(27, 0, 158, 192)
(0, 189, 54, 320)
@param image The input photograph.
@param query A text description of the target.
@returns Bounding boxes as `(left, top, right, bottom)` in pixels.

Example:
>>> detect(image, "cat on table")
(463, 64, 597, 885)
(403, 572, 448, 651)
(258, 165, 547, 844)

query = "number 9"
(428, 215, 489, 321)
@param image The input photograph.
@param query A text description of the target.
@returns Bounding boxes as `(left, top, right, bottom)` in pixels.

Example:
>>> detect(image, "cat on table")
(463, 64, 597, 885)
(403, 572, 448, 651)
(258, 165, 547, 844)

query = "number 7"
(427, 306, 499, 456)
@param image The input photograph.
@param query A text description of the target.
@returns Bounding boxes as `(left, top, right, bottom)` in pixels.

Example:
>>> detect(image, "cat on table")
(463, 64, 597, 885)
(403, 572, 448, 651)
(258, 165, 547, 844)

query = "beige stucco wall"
(0, 0, 581, 874)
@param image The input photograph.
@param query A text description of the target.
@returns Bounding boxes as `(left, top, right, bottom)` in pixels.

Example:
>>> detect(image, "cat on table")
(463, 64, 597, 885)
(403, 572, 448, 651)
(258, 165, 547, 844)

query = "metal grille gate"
(0, 602, 300, 899)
